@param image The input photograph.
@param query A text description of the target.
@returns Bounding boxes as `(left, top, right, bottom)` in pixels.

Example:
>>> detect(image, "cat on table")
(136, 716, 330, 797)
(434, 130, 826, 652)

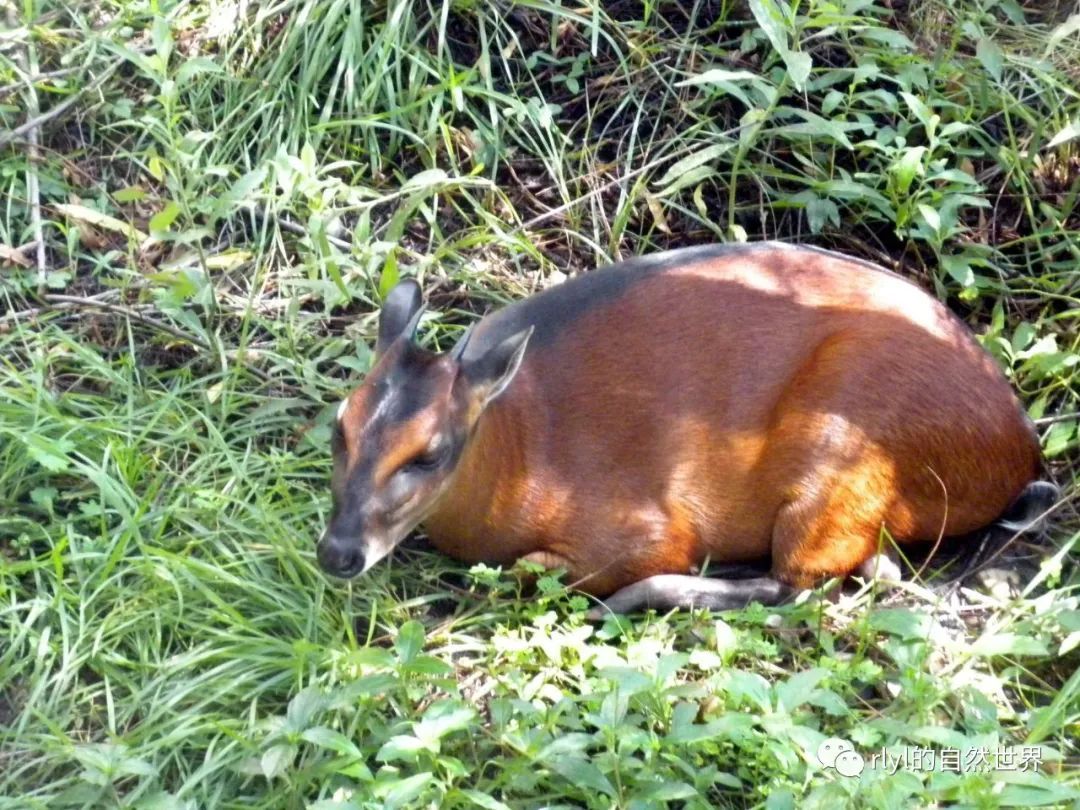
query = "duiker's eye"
(405, 442, 448, 472)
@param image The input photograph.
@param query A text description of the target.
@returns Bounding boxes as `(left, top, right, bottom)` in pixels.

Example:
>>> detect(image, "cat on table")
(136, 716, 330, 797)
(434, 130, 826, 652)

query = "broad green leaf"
(941, 255, 976, 287)
(458, 789, 512, 810)
(377, 734, 429, 763)
(260, 744, 296, 779)
(23, 435, 74, 473)
(150, 202, 182, 234)
(969, 633, 1050, 658)
(374, 772, 433, 808)
(869, 608, 930, 640)
(654, 143, 735, 189)
(1046, 13, 1080, 55)
(1046, 119, 1080, 149)
(414, 701, 477, 743)
(805, 196, 839, 233)
(395, 620, 426, 664)
(301, 727, 364, 760)
(892, 146, 927, 195)
(976, 37, 1004, 81)
(747, 0, 811, 90)
(113, 186, 147, 203)
(285, 687, 325, 731)
(775, 668, 829, 713)
(401, 168, 448, 193)
(634, 782, 699, 801)
(547, 755, 616, 797)
(666, 712, 756, 744)
(917, 203, 941, 233)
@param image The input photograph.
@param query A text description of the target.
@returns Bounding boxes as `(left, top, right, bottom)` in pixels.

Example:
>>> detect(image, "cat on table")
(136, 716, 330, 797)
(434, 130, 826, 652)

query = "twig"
(0, 66, 81, 99)
(510, 150, 680, 235)
(505, 118, 765, 239)
(1034, 411, 1079, 426)
(271, 213, 353, 251)
(41, 293, 213, 345)
(12, 293, 282, 386)
(0, 62, 119, 149)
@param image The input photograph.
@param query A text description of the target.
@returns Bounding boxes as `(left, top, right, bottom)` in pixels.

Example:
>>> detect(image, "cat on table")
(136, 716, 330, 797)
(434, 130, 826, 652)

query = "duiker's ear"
(376, 280, 424, 355)
(461, 326, 534, 409)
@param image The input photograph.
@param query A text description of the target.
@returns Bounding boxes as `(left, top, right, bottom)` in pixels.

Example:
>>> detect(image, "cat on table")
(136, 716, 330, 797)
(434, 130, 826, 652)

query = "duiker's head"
(317, 280, 532, 579)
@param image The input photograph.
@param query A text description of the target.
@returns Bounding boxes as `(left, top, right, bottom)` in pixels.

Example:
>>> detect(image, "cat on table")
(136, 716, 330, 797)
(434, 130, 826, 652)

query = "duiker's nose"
(316, 533, 365, 578)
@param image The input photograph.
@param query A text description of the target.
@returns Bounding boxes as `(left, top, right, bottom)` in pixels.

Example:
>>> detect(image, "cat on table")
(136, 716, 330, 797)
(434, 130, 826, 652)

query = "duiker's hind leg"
(586, 575, 792, 619)
(769, 459, 898, 590)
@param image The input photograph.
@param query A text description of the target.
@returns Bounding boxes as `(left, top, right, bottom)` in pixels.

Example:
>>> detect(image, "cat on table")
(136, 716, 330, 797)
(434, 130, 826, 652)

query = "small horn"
(449, 324, 475, 362)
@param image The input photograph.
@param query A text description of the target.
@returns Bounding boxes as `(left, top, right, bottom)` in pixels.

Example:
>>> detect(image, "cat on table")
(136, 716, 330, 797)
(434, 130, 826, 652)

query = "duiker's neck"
(420, 384, 535, 563)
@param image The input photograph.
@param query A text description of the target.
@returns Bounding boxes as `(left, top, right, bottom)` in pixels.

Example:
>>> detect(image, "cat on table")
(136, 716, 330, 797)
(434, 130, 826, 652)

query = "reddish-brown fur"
(420, 248, 1041, 593)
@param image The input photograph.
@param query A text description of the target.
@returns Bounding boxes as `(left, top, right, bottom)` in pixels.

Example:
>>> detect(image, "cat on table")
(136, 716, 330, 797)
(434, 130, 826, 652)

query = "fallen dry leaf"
(0, 242, 34, 268)
(53, 203, 149, 244)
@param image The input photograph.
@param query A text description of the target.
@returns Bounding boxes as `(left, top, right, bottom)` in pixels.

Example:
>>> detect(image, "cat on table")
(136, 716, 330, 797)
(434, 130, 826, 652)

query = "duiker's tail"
(954, 480, 1060, 581)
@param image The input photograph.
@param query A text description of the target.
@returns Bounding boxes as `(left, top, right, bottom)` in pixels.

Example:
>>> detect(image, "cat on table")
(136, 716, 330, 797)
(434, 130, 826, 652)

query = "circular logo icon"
(817, 737, 854, 768)
(834, 749, 866, 777)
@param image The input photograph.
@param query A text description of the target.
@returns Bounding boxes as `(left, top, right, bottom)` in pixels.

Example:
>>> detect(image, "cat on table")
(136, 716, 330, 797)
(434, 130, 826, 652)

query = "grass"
(1, 0, 1079, 807)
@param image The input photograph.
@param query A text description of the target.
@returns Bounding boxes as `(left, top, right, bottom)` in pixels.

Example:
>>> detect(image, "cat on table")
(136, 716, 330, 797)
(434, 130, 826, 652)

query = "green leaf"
(458, 789, 512, 810)
(374, 771, 433, 808)
(676, 68, 760, 85)
(784, 51, 812, 89)
(765, 789, 796, 810)
(774, 108, 856, 148)
(286, 686, 325, 731)
(869, 608, 930, 640)
(995, 768, 1080, 806)
(132, 790, 196, 810)
(722, 670, 772, 713)
(547, 755, 616, 797)
(969, 632, 1050, 658)
(1046, 119, 1080, 149)
(379, 251, 400, 299)
(401, 168, 448, 193)
(917, 203, 941, 233)
(114, 185, 147, 203)
(598, 666, 653, 696)
(175, 57, 224, 86)
(414, 700, 477, 744)
(395, 620, 425, 664)
(1046, 13, 1080, 55)
(30, 486, 58, 510)
(941, 255, 976, 287)
(23, 435, 74, 473)
(150, 201, 182, 234)
(900, 91, 933, 130)
(892, 146, 927, 195)
(976, 38, 1004, 81)
(402, 654, 454, 676)
(634, 782, 699, 801)
(260, 744, 296, 779)
(666, 712, 756, 744)
(301, 727, 365, 762)
(748, 0, 812, 90)
(805, 196, 839, 233)
(654, 143, 735, 190)
(377, 734, 429, 763)
(775, 667, 829, 713)
(214, 166, 268, 218)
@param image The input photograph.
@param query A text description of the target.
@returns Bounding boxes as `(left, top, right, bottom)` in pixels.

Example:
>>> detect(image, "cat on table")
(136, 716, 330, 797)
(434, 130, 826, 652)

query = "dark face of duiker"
(317, 280, 532, 579)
